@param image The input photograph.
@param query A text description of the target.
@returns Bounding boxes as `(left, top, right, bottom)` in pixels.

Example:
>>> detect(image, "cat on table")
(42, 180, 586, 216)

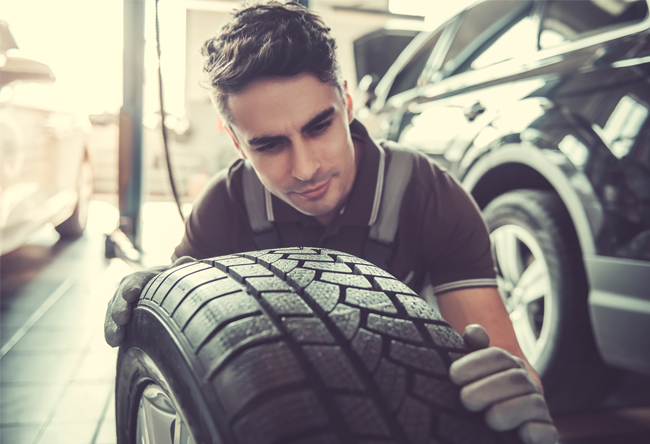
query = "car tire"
(483, 189, 622, 412)
(116, 247, 521, 444)
(55, 156, 93, 238)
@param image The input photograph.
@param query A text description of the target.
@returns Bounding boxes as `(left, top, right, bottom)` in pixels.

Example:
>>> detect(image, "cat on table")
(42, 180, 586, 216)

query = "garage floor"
(1, 200, 649, 444)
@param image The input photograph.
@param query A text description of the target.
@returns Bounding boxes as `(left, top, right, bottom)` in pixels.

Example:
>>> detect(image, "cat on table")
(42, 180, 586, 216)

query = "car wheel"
(483, 189, 622, 412)
(55, 155, 93, 238)
(116, 247, 520, 444)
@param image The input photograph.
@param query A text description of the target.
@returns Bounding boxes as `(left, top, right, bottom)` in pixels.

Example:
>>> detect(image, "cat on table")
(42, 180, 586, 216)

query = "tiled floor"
(1, 200, 649, 444)
(0, 204, 128, 444)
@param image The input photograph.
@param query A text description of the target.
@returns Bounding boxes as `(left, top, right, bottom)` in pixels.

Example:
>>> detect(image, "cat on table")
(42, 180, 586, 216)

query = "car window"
(438, 0, 534, 76)
(468, 16, 537, 71)
(540, 0, 649, 49)
(387, 29, 443, 99)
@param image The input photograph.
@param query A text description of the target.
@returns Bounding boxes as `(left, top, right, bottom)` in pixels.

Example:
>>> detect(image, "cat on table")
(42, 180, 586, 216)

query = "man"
(105, 3, 556, 443)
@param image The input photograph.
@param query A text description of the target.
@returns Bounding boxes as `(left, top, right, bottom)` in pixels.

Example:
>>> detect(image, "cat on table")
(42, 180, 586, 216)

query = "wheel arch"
(461, 145, 599, 256)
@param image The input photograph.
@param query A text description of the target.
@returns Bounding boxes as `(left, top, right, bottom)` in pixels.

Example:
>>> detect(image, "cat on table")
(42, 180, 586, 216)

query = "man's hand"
(104, 256, 195, 347)
(450, 325, 557, 444)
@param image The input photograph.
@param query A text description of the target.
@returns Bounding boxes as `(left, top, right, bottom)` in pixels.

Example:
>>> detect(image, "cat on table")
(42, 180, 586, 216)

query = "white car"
(0, 20, 93, 255)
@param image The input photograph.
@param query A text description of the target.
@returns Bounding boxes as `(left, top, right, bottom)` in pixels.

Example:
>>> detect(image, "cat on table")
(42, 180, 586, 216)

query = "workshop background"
(1, 1, 649, 443)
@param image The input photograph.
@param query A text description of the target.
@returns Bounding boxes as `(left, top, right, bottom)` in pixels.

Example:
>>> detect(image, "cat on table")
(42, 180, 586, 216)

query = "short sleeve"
(174, 161, 256, 259)
(418, 159, 497, 294)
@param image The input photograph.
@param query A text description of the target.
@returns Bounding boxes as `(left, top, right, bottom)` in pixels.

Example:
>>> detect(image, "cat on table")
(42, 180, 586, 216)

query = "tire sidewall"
(116, 306, 225, 444)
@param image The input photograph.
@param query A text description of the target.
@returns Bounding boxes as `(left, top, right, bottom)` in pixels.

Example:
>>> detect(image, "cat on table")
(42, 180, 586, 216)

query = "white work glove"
(450, 325, 558, 444)
(104, 256, 195, 347)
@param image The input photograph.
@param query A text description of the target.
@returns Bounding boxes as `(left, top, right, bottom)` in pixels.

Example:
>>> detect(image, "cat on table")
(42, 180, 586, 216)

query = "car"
(356, 0, 650, 411)
(0, 20, 93, 255)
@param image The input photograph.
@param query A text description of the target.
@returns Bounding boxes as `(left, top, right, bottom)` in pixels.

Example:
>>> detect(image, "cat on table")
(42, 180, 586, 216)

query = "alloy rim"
(136, 383, 196, 444)
(490, 224, 553, 366)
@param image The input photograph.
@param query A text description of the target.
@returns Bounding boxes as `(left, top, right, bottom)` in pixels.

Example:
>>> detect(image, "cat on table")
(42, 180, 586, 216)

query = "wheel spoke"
(510, 306, 538, 360)
(516, 260, 549, 305)
(493, 228, 523, 286)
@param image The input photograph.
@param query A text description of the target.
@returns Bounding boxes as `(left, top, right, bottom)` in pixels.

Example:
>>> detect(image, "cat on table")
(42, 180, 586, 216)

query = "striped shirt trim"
(264, 187, 274, 222)
(367, 144, 386, 226)
(432, 278, 498, 295)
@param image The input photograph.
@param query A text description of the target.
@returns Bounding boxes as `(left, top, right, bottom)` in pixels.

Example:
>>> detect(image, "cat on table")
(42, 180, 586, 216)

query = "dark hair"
(200, 1, 343, 124)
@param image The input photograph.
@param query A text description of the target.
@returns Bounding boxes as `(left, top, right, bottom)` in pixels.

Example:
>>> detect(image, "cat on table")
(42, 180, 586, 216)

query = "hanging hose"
(155, 0, 185, 222)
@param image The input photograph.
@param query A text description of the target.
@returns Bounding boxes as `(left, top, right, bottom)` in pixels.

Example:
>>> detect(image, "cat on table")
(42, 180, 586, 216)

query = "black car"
(357, 0, 650, 411)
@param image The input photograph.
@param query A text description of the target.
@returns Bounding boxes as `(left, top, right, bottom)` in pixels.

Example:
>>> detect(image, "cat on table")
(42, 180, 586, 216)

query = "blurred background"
(1, 1, 649, 443)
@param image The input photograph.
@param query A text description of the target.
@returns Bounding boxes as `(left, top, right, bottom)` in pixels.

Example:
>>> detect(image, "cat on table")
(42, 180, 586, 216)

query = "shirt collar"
(268, 119, 386, 227)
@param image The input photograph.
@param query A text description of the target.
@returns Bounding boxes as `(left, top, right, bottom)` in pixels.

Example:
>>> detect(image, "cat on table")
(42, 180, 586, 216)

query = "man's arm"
(436, 286, 541, 390)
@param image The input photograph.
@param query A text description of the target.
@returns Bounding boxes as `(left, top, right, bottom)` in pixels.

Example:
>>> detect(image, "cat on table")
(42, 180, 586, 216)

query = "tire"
(483, 190, 622, 412)
(56, 156, 93, 238)
(116, 247, 521, 444)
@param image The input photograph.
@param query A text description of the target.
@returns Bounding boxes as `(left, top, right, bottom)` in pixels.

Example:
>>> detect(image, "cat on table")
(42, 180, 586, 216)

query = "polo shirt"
(174, 120, 497, 295)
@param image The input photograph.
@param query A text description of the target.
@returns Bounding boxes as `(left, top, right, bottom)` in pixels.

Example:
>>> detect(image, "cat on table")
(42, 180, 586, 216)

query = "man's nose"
(291, 142, 320, 182)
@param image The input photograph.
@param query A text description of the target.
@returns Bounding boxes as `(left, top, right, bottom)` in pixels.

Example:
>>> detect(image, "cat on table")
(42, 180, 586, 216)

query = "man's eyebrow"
(247, 134, 287, 147)
(246, 107, 336, 146)
(302, 107, 335, 132)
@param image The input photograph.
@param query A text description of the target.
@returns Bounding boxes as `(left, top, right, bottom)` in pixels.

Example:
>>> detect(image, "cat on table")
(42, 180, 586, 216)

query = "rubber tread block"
(262, 292, 312, 316)
(354, 265, 393, 278)
(367, 314, 422, 343)
(373, 359, 407, 412)
(198, 315, 281, 368)
(425, 324, 467, 350)
(396, 295, 444, 321)
(141, 270, 167, 300)
(351, 328, 383, 372)
(229, 264, 275, 283)
(305, 281, 340, 313)
(150, 262, 212, 303)
(335, 255, 373, 265)
(321, 272, 372, 288)
(161, 268, 227, 314)
(171, 279, 244, 328)
(212, 342, 306, 417)
(233, 390, 330, 444)
(373, 277, 417, 295)
(328, 305, 361, 340)
(397, 396, 430, 444)
(183, 293, 261, 347)
(390, 341, 446, 376)
(256, 253, 283, 265)
(211, 257, 256, 267)
(334, 395, 390, 437)
(304, 261, 353, 273)
(346, 289, 397, 314)
(245, 276, 294, 295)
(287, 268, 316, 289)
(283, 318, 336, 344)
(303, 345, 364, 390)
(270, 259, 299, 277)
(288, 254, 334, 261)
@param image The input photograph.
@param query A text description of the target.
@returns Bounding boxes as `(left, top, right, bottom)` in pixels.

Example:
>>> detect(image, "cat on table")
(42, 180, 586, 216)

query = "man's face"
(227, 73, 357, 225)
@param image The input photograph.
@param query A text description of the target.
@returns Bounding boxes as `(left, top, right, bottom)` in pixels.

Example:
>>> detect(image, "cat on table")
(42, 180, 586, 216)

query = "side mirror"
(0, 54, 55, 88)
(358, 73, 380, 108)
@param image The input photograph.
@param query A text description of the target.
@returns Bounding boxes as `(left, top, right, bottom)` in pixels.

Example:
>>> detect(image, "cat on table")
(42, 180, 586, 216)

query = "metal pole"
(118, 0, 146, 250)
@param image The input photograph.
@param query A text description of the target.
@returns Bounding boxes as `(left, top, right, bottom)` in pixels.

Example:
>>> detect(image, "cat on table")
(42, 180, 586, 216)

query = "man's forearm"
(436, 286, 542, 391)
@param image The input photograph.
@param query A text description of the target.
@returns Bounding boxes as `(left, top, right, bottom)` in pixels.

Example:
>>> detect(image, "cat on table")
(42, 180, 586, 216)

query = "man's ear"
(343, 80, 354, 124)
(225, 126, 247, 159)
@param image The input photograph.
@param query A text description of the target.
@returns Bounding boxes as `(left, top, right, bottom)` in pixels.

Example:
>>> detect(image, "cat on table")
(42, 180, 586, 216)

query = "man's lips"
(295, 180, 330, 199)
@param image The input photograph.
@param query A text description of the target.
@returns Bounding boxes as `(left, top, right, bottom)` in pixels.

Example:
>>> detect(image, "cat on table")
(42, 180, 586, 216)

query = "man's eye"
(256, 143, 279, 153)
(309, 120, 332, 135)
